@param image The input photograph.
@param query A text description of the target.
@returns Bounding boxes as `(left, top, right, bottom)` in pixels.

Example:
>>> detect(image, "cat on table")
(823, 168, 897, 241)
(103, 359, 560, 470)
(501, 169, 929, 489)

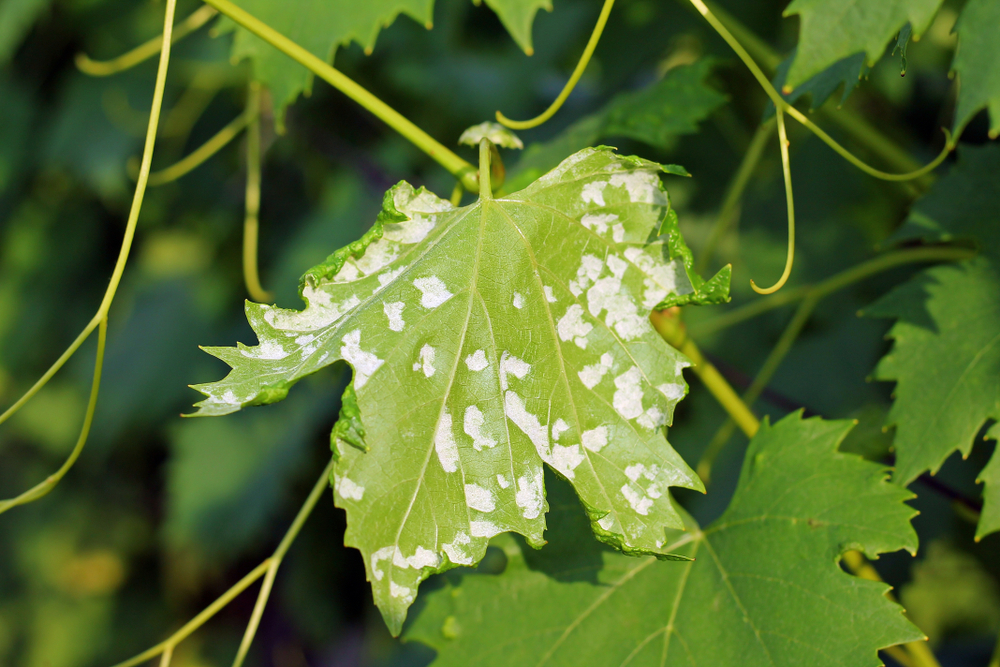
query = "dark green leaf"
(783, 0, 944, 89)
(406, 413, 921, 667)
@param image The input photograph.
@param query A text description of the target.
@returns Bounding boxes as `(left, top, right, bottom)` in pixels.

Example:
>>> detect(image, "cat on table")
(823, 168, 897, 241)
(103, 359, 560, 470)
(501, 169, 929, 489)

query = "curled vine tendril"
(687, 0, 955, 295)
(75, 5, 215, 77)
(751, 107, 795, 295)
(495, 0, 615, 130)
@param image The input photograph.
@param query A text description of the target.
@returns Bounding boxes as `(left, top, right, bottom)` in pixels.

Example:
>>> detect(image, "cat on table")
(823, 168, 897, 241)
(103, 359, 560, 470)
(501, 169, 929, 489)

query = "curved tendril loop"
(243, 84, 272, 302)
(688, 0, 954, 183)
(0, 0, 176, 493)
(496, 0, 615, 130)
(145, 108, 257, 186)
(751, 108, 795, 295)
(76, 5, 216, 77)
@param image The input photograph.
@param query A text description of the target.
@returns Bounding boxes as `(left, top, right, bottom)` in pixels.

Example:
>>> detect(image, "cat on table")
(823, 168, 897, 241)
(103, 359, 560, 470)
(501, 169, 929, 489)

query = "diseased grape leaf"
(406, 413, 922, 666)
(226, 0, 549, 126)
(783, 0, 944, 90)
(866, 144, 1000, 540)
(508, 60, 726, 192)
(951, 0, 1000, 138)
(189, 147, 730, 633)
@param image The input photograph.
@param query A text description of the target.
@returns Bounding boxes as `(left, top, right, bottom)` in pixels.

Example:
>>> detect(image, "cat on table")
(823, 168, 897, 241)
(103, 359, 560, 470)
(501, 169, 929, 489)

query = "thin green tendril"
(496, 0, 616, 130)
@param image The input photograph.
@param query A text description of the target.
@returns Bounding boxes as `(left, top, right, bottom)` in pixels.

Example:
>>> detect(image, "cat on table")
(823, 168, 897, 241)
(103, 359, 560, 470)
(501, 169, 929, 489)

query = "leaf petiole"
(243, 82, 272, 303)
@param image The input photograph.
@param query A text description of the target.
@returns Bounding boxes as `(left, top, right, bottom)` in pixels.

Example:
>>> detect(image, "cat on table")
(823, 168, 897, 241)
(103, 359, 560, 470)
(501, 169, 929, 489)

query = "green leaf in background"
(229, 0, 548, 126)
(166, 381, 338, 560)
(508, 60, 726, 191)
(782, 0, 944, 90)
(190, 147, 730, 633)
(899, 539, 1000, 645)
(406, 413, 922, 666)
(866, 144, 1000, 540)
(0, 0, 50, 64)
(951, 0, 1000, 138)
(765, 49, 867, 119)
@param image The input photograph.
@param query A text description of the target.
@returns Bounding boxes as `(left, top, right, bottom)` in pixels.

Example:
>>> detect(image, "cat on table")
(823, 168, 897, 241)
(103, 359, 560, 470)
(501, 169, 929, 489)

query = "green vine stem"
(146, 106, 257, 186)
(693, 245, 976, 480)
(200, 0, 479, 192)
(989, 630, 1000, 667)
(243, 82, 272, 302)
(696, 118, 775, 274)
(687, 0, 954, 182)
(111, 454, 337, 667)
(653, 309, 941, 667)
(0, 0, 177, 480)
(496, 0, 615, 130)
(76, 5, 216, 77)
(0, 318, 107, 514)
(111, 560, 272, 667)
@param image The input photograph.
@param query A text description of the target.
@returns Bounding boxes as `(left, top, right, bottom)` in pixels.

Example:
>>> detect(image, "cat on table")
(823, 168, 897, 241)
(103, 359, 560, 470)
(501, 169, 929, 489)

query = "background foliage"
(1, 0, 998, 665)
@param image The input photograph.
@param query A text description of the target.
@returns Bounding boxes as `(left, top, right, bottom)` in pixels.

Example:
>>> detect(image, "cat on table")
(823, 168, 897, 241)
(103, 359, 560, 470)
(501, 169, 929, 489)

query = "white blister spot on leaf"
(413, 276, 454, 308)
(464, 405, 497, 451)
(465, 483, 497, 512)
(384, 302, 405, 331)
(513, 292, 525, 309)
(557, 304, 593, 349)
(581, 181, 608, 206)
(579, 352, 613, 389)
(515, 471, 545, 520)
(613, 367, 645, 420)
(413, 344, 436, 377)
(499, 352, 531, 390)
(464, 349, 489, 371)
(434, 411, 460, 473)
(341, 329, 383, 388)
(335, 476, 365, 501)
(582, 426, 608, 453)
(504, 391, 548, 456)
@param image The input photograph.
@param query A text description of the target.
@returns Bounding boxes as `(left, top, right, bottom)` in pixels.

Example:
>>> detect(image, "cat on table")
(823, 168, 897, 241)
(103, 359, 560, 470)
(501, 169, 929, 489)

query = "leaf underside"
(867, 143, 1000, 540)
(190, 147, 729, 633)
(783, 0, 944, 90)
(225, 0, 549, 124)
(406, 413, 922, 667)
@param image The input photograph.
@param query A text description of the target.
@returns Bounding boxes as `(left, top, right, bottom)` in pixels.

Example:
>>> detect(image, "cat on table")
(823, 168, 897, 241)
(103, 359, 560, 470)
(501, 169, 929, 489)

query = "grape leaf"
(189, 147, 730, 633)
(227, 0, 548, 126)
(866, 144, 1000, 540)
(783, 0, 944, 90)
(406, 413, 922, 666)
(951, 0, 1000, 138)
(508, 60, 726, 192)
(766, 49, 867, 118)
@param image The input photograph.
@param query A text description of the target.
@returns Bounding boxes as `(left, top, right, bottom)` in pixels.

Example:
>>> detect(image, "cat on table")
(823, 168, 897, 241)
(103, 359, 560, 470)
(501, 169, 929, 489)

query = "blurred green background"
(0, 0, 997, 665)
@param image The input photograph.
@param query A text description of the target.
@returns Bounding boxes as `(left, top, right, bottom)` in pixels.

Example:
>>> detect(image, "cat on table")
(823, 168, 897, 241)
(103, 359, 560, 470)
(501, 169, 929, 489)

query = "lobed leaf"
(867, 144, 1000, 540)
(406, 413, 922, 666)
(951, 0, 1000, 138)
(189, 147, 729, 633)
(783, 0, 944, 90)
